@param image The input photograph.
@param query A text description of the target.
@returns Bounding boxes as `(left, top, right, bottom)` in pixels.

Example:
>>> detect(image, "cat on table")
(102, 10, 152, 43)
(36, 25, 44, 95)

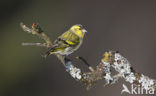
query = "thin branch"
(76, 56, 94, 72)
(20, 22, 52, 47)
(22, 42, 47, 47)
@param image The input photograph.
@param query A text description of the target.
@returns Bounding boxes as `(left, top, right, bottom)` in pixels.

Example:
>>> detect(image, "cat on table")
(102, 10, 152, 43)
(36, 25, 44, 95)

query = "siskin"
(44, 24, 87, 57)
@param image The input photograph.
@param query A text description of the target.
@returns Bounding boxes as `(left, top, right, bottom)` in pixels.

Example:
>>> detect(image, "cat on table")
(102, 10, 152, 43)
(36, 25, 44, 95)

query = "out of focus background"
(1, 0, 156, 96)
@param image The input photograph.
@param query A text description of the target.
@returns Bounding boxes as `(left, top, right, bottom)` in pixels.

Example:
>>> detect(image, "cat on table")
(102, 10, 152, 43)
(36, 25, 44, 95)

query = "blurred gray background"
(0, 0, 156, 96)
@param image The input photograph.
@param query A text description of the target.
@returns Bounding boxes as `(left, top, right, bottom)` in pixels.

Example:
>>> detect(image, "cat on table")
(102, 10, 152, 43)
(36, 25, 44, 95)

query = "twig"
(76, 56, 94, 72)
(20, 22, 52, 47)
(22, 42, 47, 47)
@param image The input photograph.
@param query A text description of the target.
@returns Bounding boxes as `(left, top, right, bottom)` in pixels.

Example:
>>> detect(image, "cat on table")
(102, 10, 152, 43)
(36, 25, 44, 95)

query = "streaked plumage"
(44, 24, 87, 57)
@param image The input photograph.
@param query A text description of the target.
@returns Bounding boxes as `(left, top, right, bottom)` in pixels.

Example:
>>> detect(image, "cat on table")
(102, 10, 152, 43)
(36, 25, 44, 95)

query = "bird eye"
(79, 27, 82, 30)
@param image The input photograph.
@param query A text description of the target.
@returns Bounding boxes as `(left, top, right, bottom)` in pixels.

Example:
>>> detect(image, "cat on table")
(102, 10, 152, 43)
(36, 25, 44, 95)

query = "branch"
(22, 42, 47, 47)
(20, 22, 52, 48)
(20, 22, 156, 93)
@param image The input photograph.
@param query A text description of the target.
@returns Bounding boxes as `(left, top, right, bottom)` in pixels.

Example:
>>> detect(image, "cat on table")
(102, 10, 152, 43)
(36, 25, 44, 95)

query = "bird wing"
(50, 30, 80, 51)
(59, 30, 80, 46)
(43, 30, 80, 57)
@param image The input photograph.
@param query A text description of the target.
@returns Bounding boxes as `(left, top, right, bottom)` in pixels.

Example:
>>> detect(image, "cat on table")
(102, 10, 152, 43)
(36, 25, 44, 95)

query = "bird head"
(70, 24, 87, 38)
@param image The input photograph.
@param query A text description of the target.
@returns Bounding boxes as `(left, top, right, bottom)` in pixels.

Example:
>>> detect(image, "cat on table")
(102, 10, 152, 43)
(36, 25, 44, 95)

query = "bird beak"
(82, 29, 87, 33)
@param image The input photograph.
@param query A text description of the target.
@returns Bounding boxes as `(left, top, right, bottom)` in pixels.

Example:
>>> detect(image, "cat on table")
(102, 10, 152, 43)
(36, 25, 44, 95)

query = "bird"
(43, 24, 87, 57)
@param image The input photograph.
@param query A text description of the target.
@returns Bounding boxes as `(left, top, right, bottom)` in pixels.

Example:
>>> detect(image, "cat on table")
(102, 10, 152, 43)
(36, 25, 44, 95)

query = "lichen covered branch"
(20, 22, 156, 93)
(108, 51, 156, 91)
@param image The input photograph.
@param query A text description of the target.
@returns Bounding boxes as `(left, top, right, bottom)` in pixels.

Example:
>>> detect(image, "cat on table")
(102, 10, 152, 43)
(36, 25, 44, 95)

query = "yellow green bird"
(44, 24, 87, 57)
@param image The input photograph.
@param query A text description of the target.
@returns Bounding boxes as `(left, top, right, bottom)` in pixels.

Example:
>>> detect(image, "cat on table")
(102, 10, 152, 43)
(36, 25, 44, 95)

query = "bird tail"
(41, 48, 55, 58)
(42, 51, 50, 58)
